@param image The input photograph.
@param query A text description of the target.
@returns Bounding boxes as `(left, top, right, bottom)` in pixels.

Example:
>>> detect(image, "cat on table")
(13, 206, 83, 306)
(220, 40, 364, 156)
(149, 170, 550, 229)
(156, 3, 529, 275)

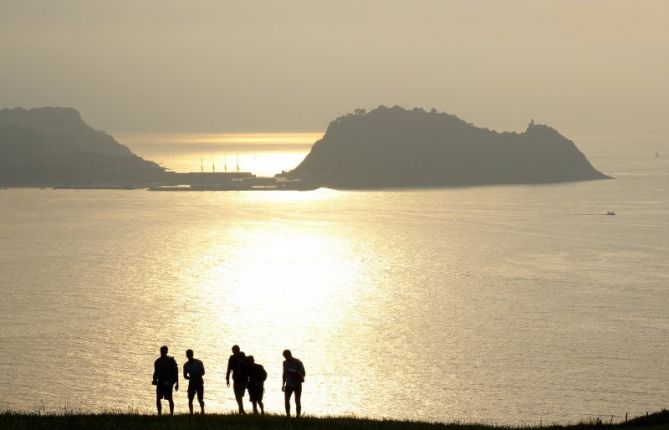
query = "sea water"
(0, 133, 668, 424)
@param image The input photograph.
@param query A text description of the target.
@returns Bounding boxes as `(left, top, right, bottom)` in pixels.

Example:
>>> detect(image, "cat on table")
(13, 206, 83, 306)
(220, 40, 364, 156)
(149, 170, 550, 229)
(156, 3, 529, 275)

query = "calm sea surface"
(1, 133, 668, 424)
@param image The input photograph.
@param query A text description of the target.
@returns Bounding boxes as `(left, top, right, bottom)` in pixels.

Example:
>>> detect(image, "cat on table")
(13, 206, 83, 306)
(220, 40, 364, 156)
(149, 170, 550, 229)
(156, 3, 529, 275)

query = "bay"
(0, 133, 668, 424)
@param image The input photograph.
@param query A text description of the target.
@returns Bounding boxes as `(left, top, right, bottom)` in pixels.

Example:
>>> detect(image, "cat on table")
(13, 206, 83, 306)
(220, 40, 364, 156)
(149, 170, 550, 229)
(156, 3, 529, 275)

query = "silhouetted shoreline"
(2, 106, 610, 191)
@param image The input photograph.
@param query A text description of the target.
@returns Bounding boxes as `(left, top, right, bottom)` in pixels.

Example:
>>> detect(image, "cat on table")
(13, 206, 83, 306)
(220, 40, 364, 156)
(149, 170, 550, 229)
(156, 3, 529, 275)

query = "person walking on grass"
(247, 355, 267, 415)
(152, 345, 179, 416)
(282, 349, 305, 417)
(226, 345, 249, 414)
(183, 349, 206, 415)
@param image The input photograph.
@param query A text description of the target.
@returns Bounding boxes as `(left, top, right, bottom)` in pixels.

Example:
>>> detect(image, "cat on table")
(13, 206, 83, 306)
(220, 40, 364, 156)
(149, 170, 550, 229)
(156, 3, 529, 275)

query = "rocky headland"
(290, 106, 609, 189)
(0, 107, 163, 187)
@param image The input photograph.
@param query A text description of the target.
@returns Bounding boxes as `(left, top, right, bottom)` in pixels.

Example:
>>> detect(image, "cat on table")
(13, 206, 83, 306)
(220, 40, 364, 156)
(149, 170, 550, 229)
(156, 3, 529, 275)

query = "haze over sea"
(1, 133, 668, 425)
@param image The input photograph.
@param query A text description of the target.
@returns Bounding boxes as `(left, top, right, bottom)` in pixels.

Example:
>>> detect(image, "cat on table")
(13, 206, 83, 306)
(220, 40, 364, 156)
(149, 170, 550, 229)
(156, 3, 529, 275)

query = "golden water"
(1, 135, 668, 423)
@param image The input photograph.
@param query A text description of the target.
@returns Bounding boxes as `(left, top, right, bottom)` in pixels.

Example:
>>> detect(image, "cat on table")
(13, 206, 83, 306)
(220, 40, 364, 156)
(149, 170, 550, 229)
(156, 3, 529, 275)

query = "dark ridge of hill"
(0, 107, 163, 187)
(290, 106, 610, 189)
(0, 410, 668, 430)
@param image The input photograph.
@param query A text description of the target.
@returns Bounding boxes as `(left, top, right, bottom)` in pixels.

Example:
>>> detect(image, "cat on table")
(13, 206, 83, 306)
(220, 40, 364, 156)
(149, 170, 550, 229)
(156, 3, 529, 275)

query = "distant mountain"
(0, 107, 163, 186)
(290, 106, 610, 189)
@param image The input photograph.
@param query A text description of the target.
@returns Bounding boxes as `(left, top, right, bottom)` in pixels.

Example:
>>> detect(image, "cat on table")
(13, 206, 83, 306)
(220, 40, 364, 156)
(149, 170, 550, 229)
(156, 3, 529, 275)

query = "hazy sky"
(1, 0, 667, 135)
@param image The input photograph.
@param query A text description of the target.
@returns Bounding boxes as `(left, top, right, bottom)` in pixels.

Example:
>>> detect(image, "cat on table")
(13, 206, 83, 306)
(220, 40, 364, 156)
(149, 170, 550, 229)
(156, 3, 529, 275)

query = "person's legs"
(284, 387, 293, 416)
(188, 390, 195, 415)
(166, 392, 174, 416)
(156, 393, 162, 416)
(258, 388, 265, 415)
(294, 384, 302, 417)
(250, 387, 261, 414)
(197, 386, 205, 414)
(237, 396, 244, 414)
(234, 382, 246, 414)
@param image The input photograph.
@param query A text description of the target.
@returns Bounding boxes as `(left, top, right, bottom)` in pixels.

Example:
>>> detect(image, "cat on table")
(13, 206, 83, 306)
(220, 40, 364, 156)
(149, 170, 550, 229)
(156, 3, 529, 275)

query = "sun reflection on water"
(168, 198, 364, 414)
(4, 178, 669, 422)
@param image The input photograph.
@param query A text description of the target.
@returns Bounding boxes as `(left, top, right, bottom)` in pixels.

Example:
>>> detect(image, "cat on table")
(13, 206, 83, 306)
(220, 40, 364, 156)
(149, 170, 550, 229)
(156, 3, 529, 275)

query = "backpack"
(296, 359, 305, 383)
(260, 365, 268, 382)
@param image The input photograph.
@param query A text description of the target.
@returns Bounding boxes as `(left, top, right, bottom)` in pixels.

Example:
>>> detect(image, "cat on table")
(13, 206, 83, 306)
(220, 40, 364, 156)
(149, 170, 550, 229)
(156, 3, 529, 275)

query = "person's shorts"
(248, 384, 264, 402)
(156, 382, 173, 400)
(233, 381, 247, 398)
(188, 381, 204, 399)
(284, 383, 302, 398)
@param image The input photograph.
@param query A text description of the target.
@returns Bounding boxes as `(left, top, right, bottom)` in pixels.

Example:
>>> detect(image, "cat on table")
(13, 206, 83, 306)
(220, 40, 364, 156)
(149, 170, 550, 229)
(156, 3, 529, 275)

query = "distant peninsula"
(1, 105, 610, 191)
(0, 107, 163, 187)
(290, 106, 610, 189)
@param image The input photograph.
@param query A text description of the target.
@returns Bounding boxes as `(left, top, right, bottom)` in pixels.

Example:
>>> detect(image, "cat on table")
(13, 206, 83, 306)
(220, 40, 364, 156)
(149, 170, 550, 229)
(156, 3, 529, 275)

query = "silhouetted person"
(226, 345, 248, 414)
(183, 349, 205, 415)
(246, 355, 267, 415)
(152, 345, 178, 416)
(282, 349, 305, 417)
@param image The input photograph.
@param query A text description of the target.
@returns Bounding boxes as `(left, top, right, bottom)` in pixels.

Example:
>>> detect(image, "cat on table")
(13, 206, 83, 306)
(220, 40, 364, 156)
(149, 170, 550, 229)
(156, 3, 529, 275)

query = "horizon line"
(115, 131, 324, 146)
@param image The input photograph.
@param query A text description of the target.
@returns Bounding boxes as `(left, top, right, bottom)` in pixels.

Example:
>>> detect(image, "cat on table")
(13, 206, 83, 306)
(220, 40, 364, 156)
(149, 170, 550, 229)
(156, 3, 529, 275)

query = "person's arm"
(298, 360, 305, 379)
(152, 360, 158, 385)
(183, 363, 190, 380)
(172, 358, 179, 391)
(201, 361, 205, 377)
(282, 362, 287, 391)
(226, 356, 232, 386)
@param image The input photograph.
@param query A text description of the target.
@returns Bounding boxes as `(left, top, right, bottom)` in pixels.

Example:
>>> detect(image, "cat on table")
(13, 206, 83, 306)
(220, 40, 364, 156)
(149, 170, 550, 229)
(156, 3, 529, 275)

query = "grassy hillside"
(1, 410, 668, 430)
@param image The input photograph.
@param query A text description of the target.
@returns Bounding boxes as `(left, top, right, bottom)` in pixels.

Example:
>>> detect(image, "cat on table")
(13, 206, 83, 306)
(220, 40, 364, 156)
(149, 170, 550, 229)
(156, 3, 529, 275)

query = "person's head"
(232, 345, 240, 354)
(160, 345, 168, 357)
(247, 355, 255, 364)
(239, 351, 246, 358)
(186, 349, 194, 360)
(283, 349, 292, 360)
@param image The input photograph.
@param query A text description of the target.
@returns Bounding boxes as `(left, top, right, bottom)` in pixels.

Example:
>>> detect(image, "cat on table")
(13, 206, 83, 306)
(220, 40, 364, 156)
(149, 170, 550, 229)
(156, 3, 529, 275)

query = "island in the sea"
(1, 105, 609, 190)
(0, 107, 278, 189)
(289, 106, 609, 189)
(0, 107, 164, 188)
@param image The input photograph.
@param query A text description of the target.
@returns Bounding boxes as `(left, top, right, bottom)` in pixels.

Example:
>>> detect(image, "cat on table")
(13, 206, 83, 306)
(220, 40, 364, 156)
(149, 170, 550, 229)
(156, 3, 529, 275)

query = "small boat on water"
(606, 211, 616, 216)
